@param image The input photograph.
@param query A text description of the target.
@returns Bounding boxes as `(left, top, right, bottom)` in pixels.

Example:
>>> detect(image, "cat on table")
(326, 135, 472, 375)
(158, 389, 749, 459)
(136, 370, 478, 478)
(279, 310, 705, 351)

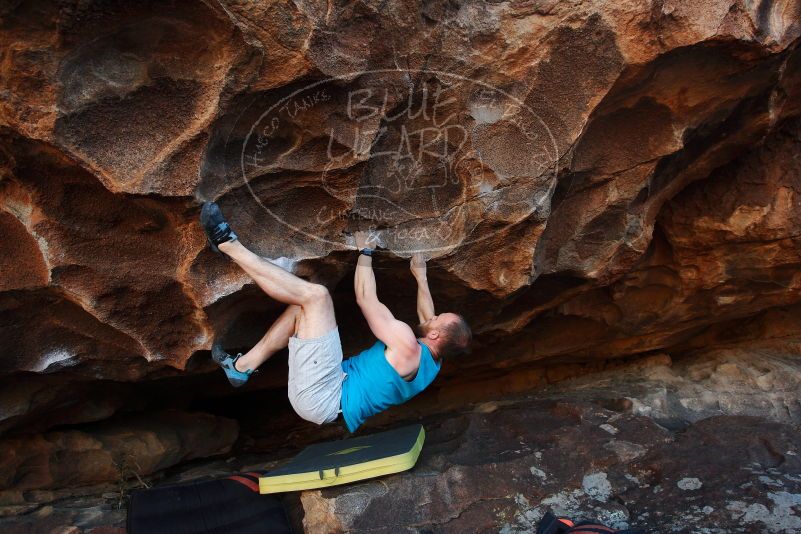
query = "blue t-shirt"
(340, 340, 440, 432)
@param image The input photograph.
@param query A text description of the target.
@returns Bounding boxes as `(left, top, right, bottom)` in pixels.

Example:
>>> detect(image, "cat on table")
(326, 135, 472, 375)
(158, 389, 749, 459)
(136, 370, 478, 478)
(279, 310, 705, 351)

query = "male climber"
(200, 202, 472, 433)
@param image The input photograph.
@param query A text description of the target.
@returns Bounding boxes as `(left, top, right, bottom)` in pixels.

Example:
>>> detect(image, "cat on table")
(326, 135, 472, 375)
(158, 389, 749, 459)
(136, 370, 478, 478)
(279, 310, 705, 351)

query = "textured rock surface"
(2, 0, 801, 379)
(2, 350, 798, 533)
(0, 410, 238, 494)
(298, 352, 801, 533)
(300, 413, 801, 533)
(2, 0, 801, 525)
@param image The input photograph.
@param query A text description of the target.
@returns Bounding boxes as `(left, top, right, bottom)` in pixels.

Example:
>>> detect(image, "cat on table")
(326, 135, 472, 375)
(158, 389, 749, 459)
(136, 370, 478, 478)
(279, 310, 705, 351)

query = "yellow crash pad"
(259, 424, 425, 494)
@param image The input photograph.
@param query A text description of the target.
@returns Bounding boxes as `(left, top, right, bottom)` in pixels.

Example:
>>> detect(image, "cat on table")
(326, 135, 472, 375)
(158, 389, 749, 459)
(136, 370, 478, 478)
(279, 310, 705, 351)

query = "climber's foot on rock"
(212, 344, 252, 387)
(200, 201, 238, 256)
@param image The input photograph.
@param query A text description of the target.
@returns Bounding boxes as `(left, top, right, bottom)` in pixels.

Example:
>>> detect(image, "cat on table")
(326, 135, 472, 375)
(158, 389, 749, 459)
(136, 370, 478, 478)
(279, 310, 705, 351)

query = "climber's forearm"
(354, 254, 378, 304)
(415, 275, 435, 323)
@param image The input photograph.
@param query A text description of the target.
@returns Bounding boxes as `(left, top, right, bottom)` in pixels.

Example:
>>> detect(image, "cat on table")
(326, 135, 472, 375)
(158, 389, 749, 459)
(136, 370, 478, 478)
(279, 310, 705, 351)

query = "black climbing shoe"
(212, 343, 252, 388)
(200, 201, 238, 256)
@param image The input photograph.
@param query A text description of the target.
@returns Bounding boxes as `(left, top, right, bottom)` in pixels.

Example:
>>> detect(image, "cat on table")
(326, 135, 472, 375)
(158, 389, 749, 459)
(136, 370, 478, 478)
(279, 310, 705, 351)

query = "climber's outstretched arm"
(410, 253, 434, 323)
(354, 232, 418, 356)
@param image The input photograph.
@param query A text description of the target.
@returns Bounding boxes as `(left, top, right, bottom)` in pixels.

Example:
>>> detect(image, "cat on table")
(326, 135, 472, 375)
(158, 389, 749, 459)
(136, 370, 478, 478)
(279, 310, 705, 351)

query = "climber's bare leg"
(218, 240, 336, 339)
(219, 241, 321, 306)
(235, 305, 300, 372)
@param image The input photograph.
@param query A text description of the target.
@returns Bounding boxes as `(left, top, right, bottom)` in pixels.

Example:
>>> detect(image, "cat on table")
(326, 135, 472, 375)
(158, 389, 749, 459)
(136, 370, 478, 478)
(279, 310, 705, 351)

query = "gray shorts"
(287, 326, 346, 425)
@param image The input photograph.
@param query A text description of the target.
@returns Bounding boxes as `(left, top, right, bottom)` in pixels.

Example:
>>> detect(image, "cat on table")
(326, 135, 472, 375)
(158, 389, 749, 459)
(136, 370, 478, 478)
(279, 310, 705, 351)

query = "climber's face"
(414, 313, 459, 339)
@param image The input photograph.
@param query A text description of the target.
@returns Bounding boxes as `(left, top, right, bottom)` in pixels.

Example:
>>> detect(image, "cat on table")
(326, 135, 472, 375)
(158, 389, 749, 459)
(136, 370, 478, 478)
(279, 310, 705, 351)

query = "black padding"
(127, 476, 292, 534)
(267, 423, 422, 476)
